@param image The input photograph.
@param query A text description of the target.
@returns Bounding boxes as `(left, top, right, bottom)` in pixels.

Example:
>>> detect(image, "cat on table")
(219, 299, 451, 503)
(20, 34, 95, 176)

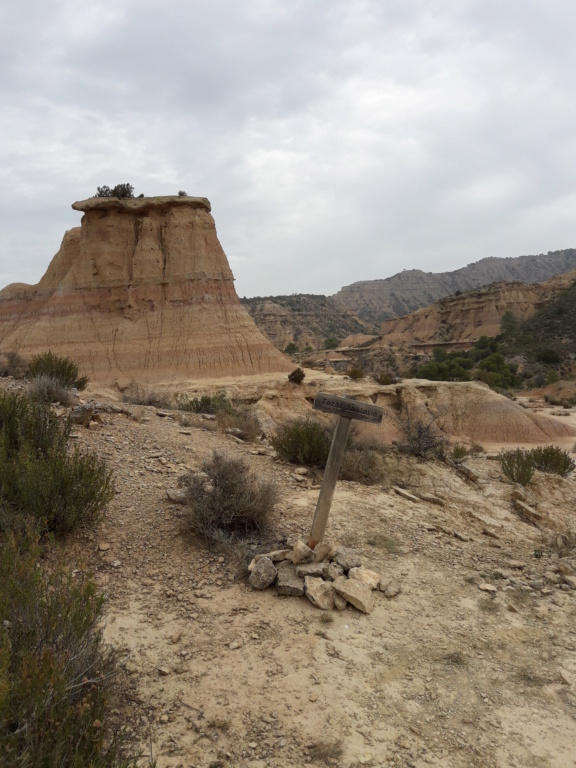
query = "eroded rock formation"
(0, 196, 291, 383)
(378, 270, 576, 350)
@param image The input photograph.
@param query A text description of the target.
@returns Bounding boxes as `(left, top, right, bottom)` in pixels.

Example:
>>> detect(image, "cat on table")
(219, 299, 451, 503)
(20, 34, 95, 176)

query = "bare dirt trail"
(65, 403, 576, 768)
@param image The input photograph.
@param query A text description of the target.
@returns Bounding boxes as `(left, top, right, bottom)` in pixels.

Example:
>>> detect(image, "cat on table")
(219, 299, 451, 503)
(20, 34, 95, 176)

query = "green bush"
(0, 526, 133, 767)
(176, 391, 234, 415)
(181, 452, 279, 542)
(288, 367, 305, 384)
(529, 445, 575, 478)
(27, 351, 88, 391)
(284, 342, 298, 354)
(499, 449, 534, 486)
(451, 444, 469, 460)
(346, 366, 364, 380)
(95, 183, 134, 198)
(324, 338, 339, 350)
(0, 393, 114, 535)
(271, 419, 332, 467)
(374, 371, 393, 385)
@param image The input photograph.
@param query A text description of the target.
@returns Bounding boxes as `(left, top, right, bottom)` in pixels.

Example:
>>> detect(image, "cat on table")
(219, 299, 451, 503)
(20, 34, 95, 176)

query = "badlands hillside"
(377, 270, 576, 351)
(332, 249, 576, 325)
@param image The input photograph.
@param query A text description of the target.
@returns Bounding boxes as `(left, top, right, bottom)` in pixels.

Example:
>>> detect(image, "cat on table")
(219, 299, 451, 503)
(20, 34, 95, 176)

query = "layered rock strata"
(0, 196, 291, 383)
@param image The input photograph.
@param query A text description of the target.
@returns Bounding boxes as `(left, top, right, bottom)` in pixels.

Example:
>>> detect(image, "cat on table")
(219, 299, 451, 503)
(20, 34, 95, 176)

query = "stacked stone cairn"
(248, 539, 401, 614)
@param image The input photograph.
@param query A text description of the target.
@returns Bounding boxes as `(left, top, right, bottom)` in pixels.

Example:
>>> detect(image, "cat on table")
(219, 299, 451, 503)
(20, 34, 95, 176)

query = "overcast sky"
(1, 0, 575, 297)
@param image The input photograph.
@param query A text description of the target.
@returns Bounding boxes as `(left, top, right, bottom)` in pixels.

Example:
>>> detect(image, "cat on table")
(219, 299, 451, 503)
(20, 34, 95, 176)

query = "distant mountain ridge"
(332, 249, 576, 326)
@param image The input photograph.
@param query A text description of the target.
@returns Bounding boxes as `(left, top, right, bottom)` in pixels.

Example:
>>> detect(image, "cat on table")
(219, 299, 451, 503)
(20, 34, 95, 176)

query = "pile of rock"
(248, 539, 400, 614)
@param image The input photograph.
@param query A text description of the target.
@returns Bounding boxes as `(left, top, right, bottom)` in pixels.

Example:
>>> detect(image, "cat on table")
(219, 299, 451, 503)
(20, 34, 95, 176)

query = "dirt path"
(66, 405, 576, 768)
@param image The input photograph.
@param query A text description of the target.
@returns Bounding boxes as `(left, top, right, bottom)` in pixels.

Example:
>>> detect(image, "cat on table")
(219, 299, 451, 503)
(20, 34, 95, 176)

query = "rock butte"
(0, 196, 291, 383)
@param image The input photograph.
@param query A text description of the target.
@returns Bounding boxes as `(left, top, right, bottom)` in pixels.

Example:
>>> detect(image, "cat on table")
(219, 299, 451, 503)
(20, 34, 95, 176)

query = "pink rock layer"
(0, 196, 291, 383)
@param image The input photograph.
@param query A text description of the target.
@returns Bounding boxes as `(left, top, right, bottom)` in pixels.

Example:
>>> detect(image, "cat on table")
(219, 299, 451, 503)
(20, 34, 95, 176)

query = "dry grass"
(28, 374, 76, 406)
(122, 381, 172, 409)
(366, 532, 398, 553)
(307, 740, 344, 764)
(181, 452, 279, 543)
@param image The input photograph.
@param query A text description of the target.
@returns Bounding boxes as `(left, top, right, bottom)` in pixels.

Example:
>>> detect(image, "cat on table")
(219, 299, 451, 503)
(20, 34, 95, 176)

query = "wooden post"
(308, 415, 351, 548)
(308, 392, 384, 549)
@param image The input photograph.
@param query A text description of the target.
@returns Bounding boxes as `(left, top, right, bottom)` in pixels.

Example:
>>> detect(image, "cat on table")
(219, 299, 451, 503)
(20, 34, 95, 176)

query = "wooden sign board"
(308, 393, 384, 548)
(313, 392, 383, 424)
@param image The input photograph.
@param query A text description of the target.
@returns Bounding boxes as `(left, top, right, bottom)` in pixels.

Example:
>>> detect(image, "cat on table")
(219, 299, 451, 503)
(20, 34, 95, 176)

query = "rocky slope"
(377, 270, 576, 350)
(333, 249, 576, 325)
(8, 371, 575, 768)
(0, 196, 291, 383)
(240, 294, 370, 350)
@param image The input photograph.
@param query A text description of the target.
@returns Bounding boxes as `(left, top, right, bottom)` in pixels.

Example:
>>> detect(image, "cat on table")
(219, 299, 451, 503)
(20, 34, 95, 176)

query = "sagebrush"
(499, 449, 535, 486)
(27, 351, 88, 390)
(181, 452, 279, 542)
(28, 374, 76, 405)
(122, 381, 172, 409)
(0, 392, 114, 535)
(271, 419, 332, 467)
(176, 391, 234, 415)
(0, 526, 134, 767)
(529, 445, 575, 478)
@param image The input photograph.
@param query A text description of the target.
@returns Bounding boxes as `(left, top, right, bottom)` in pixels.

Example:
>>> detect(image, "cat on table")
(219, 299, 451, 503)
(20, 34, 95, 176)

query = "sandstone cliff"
(0, 196, 291, 383)
(333, 249, 576, 325)
(377, 271, 576, 349)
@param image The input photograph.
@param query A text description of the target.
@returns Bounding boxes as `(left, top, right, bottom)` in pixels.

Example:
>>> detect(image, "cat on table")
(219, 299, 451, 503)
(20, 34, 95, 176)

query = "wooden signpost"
(308, 392, 384, 548)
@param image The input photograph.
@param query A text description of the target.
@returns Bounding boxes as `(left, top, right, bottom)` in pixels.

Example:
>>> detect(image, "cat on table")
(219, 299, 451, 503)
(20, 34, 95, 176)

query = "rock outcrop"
(0, 196, 291, 383)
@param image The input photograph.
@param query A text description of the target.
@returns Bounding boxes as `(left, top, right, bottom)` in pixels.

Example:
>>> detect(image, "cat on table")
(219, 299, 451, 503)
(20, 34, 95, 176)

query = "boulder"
(295, 563, 326, 578)
(248, 557, 277, 590)
(291, 540, 315, 565)
(348, 567, 381, 590)
(332, 576, 374, 614)
(276, 562, 305, 597)
(304, 577, 335, 610)
(332, 547, 362, 571)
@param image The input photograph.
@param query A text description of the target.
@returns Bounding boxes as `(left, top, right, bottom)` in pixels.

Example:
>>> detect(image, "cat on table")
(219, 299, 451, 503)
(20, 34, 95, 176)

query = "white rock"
(348, 567, 381, 590)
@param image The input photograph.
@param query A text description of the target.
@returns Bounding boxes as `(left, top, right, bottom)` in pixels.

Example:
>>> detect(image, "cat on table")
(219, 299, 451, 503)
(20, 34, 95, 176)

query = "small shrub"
(324, 338, 339, 350)
(122, 382, 172, 409)
(176, 391, 234, 415)
(307, 741, 343, 764)
(284, 342, 298, 354)
(0, 392, 114, 535)
(346, 366, 364, 380)
(181, 452, 279, 542)
(0, 351, 27, 378)
(271, 419, 332, 467)
(529, 445, 575, 478)
(27, 351, 88, 390)
(393, 406, 446, 459)
(178, 190, 188, 196)
(451, 443, 469, 460)
(499, 449, 534, 486)
(28, 374, 76, 405)
(0, 526, 131, 767)
(95, 183, 134, 198)
(288, 367, 305, 384)
(339, 447, 386, 485)
(374, 371, 393, 385)
(217, 407, 261, 442)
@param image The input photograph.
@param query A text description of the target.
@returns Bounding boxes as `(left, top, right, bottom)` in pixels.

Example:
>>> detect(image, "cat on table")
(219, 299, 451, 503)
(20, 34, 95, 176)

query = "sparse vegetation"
(122, 382, 172, 409)
(216, 407, 261, 442)
(181, 452, 279, 543)
(451, 443, 469, 460)
(324, 338, 339, 350)
(339, 445, 386, 485)
(288, 367, 305, 384)
(0, 351, 26, 378)
(94, 183, 135, 198)
(365, 533, 398, 553)
(346, 366, 364, 380)
(416, 338, 517, 389)
(393, 406, 446, 459)
(0, 392, 114, 535)
(28, 374, 76, 405)
(307, 740, 343, 764)
(529, 445, 575, 477)
(271, 419, 332, 468)
(374, 371, 393, 385)
(284, 342, 298, 354)
(0, 526, 133, 768)
(499, 448, 535, 486)
(176, 391, 234, 415)
(27, 351, 89, 390)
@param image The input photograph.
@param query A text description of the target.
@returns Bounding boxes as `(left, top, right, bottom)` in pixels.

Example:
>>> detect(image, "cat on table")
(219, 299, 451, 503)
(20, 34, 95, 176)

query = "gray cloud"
(1, 0, 576, 296)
